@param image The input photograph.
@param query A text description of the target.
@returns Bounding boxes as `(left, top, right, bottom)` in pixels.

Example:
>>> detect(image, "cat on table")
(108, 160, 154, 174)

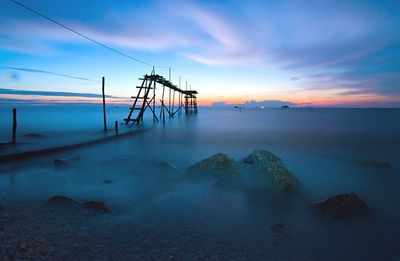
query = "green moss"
(186, 153, 241, 178)
(243, 149, 298, 192)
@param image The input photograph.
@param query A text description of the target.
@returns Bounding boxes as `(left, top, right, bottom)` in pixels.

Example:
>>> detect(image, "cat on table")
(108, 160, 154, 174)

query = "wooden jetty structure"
(124, 70, 198, 124)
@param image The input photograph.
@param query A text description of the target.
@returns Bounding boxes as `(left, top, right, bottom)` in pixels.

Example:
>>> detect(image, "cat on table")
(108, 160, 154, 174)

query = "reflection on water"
(0, 107, 400, 259)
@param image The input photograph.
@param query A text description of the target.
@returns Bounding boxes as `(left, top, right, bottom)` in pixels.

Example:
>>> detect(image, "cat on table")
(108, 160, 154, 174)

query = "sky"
(1, 0, 400, 107)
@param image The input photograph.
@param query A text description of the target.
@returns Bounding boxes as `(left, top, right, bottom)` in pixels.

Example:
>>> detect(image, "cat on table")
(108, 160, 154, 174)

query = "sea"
(0, 106, 399, 260)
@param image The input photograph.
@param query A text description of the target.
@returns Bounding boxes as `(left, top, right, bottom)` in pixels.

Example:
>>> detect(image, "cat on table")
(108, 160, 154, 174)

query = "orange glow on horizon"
(2, 92, 399, 108)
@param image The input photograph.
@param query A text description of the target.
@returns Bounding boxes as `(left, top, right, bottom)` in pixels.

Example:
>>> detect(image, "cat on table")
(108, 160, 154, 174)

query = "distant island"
(281, 105, 290, 108)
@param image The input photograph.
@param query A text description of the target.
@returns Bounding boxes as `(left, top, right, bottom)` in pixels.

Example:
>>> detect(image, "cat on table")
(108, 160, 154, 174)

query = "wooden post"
(172, 89, 175, 115)
(115, 121, 119, 135)
(153, 79, 156, 121)
(12, 108, 17, 144)
(102, 77, 107, 131)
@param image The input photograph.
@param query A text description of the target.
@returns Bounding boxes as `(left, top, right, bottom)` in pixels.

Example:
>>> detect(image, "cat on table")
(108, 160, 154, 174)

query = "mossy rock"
(186, 153, 241, 179)
(312, 192, 370, 219)
(243, 149, 298, 192)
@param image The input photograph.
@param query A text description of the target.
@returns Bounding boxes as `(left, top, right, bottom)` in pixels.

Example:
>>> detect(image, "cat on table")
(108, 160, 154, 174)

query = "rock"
(45, 196, 111, 213)
(158, 160, 176, 170)
(243, 149, 298, 192)
(270, 223, 285, 234)
(45, 195, 80, 208)
(359, 161, 391, 169)
(102, 179, 112, 184)
(186, 153, 241, 178)
(53, 158, 69, 167)
(312, 192, 370, 219)
(23, 133, 45, 138)
(46, 195, 77, 204)
(157, 161, 181, 179)
(281, 105, 290, 109)
(82, 201, 111, 213)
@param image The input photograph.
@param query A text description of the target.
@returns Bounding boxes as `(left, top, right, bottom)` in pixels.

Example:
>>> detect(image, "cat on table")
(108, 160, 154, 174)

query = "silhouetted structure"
(124, 70, 198, 124)
(183, 90, 198, 114)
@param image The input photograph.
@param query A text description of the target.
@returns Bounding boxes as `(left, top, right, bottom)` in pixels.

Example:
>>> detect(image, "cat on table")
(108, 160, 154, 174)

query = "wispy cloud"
(1, 66, 99, 82)
(212, 99, 295, 108)
(0, 88, 114, 98)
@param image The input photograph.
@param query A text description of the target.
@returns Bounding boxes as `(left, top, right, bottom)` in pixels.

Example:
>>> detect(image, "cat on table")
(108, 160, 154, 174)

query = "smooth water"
(0, 107, 399, 260)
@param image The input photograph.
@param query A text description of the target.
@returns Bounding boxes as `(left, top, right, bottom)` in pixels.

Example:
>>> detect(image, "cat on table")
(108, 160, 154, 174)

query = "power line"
(10, 0, 188, 85)
(11, 0, 154, 67)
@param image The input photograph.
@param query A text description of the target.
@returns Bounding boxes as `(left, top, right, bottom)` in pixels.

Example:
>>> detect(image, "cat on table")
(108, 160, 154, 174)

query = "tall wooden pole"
(153, 79, 156, 121)
(115, 121, 119, 135)
(12, 108, 16, 144)
(102, 77, 107, 131)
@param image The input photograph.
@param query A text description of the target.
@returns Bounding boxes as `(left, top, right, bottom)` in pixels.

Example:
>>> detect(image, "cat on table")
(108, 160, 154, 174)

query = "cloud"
(211, 99, 295, 108)
(0, 98, 128, 108)
(211, 101, 226, 107)
(1, 66, 99, 82)
(10, 71, 20, 81)
(0, 88, 114, 98)
(242, 100, 295, 108)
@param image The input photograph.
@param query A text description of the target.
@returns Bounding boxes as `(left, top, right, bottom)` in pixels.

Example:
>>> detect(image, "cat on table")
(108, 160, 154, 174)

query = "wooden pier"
(124, 71, 198, 124)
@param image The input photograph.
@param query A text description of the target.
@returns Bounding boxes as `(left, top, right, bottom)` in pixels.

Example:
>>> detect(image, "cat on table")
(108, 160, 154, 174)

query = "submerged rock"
(46, 195, 78, 205)
(53, 158, 69, 168)
(359, 161, 391, 169)
(45, 195, 111, 213)
(312, 192, 370, 219)
(158, 160, 176, 170)
(186, 153, 241, 178)
(270, 222, 285, 234)
(102, 179, 113, 184)
(158, 160, 180, 173)
(23, 133, 45, 138)
(82, 201, 111, 213)
(243, 149, 298, 192)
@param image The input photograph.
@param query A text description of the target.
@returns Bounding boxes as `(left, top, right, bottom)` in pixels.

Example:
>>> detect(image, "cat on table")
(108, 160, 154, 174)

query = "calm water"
(0, 107, 400, 260)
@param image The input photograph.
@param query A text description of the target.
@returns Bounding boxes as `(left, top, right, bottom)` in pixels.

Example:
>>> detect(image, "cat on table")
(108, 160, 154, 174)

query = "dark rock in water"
(46, 196, 111, 213)
(359, 161, 391, 169)
(312, 192, 370, 219)
(243, 149, 298, 192)
(102, 179, 112, 184)
(157, 161, 182, 179)
(46, 195, 79, 205)
(158, 160, 178, 172)
(186, 153, 241, 178)
(23, 133, 45, 138)
(270, 222, 285, 234)
(53, 158, 69, 167)
(82, 201, 111, 213)
(281, 105, 290, 109)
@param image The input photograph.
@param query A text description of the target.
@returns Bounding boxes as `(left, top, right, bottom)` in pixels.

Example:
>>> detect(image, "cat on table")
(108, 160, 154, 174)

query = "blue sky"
(1, 0, 400, 107)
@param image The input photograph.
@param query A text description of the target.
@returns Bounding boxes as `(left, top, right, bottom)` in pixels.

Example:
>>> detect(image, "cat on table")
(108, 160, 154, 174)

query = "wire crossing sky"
(1, 0, 400, 107)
